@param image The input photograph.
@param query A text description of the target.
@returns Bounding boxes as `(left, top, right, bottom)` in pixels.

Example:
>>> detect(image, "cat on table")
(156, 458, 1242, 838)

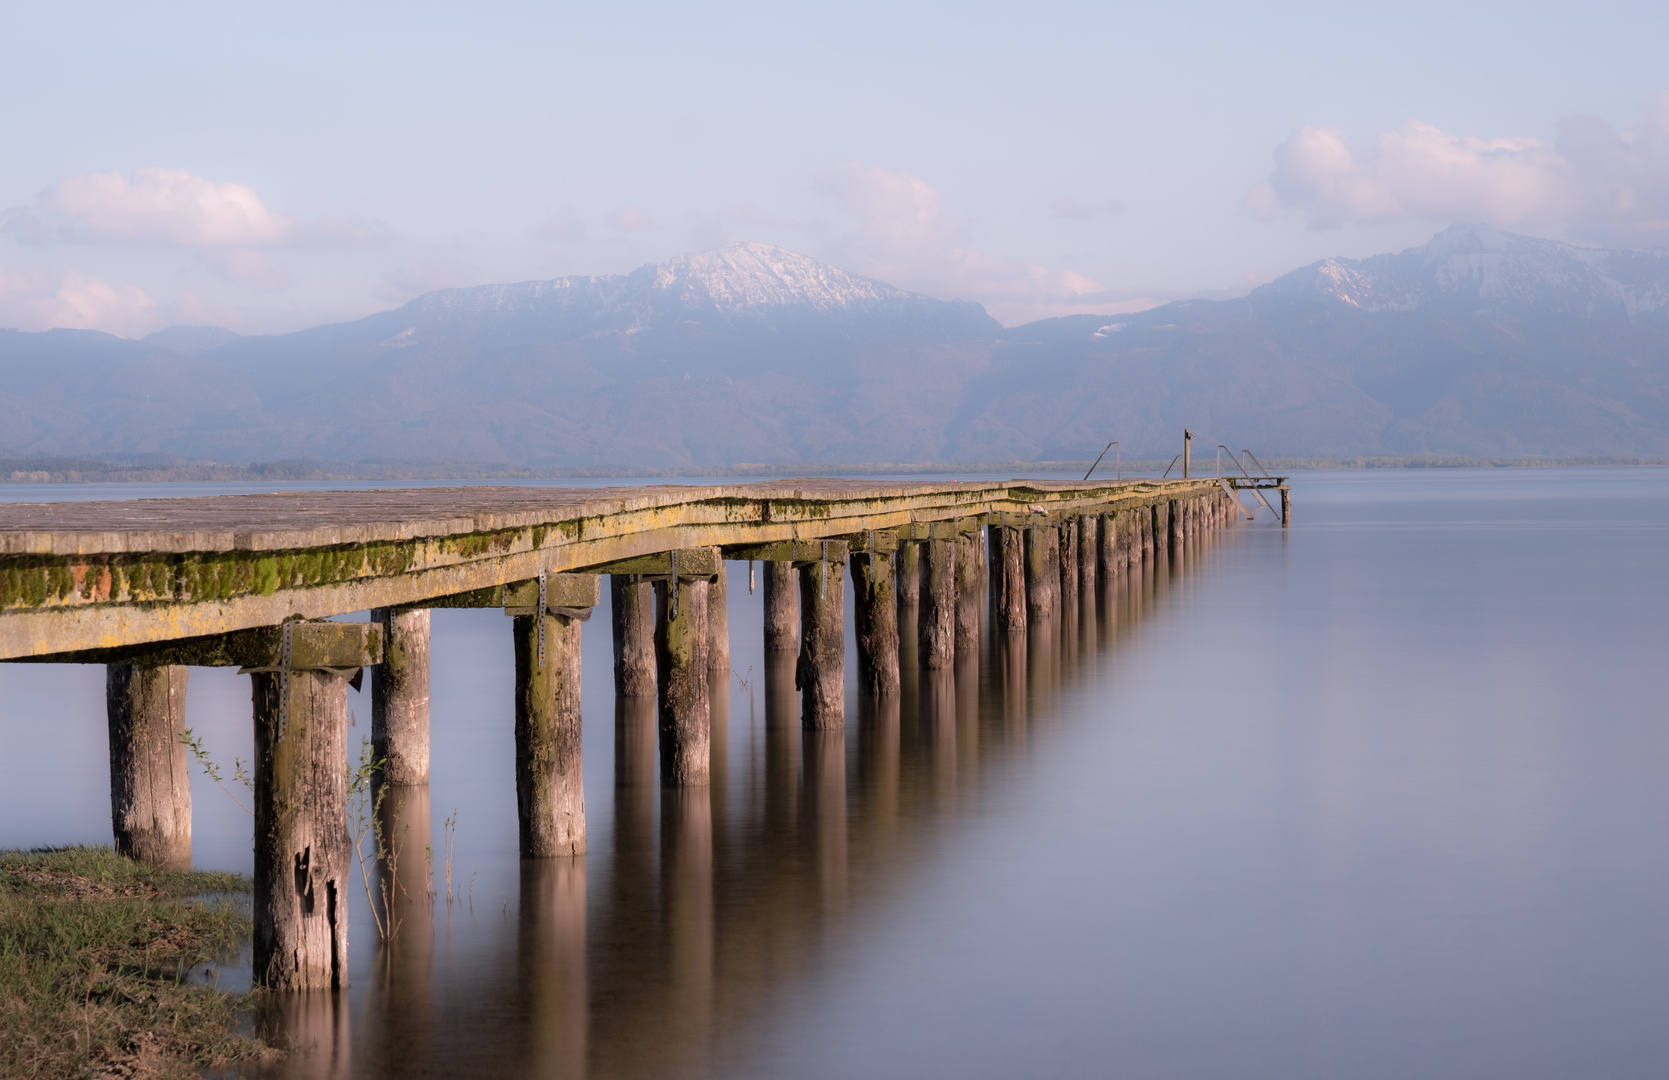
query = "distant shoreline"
(3, 455, 1667, 484)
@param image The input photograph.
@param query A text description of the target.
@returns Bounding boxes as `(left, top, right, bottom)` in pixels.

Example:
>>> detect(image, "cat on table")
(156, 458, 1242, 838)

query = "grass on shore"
(0, 846, 275, 1079)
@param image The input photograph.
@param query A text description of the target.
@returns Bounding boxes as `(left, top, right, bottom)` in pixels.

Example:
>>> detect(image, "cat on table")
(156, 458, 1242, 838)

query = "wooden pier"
(0, 475, 1263, 989)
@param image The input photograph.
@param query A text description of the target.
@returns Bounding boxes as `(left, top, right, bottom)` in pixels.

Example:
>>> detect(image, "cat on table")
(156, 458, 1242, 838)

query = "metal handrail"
(1241, 449, 1273, 478)
(1083, 441, 1120, 482)
(1216, 444, 1278, 519)
(1160, 453, 1181, 479)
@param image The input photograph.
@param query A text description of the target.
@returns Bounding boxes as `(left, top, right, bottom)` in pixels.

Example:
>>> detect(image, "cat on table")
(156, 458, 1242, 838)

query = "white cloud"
(813, 161, 1110, 325)
(1248, 92, 1669, 245)
(2, 167, 379, 250)
(0, 264, 160, 336)
(531, 206, 586, 243)
(607, 205, 655, 233)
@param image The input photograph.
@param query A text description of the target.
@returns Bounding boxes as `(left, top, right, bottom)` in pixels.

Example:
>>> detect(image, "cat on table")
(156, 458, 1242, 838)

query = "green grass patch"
(0, 846, 276, 1079)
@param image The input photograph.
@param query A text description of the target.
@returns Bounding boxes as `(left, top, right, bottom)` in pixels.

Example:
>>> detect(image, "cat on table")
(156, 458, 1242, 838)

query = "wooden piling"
(513, 612, 586, 857)
(955, 531, 981, 659)
(610, 575, 656, 696)
(106, 664, 191, 869)
(252, 668, 351, 991)
(708, 562, 730, 675)
(797, 557, 846, 728)
(851, 546, 900, 696)
(991, 525, 1027, 633)
(763, 561, 798, 652)
(655, 577, 711, 785)
(1079, 514, 1099, 596)
(1025, 523, 1059, 620)
(1058, 519, 1079, 611)
(897, 541, 921, 606)
(1281, 486, 1292, 526)
(918, 537, 956, 669)
(371, 607, 430, 785)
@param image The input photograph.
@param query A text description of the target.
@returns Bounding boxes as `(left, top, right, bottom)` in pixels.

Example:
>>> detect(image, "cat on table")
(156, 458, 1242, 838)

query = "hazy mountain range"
(4, 226, 1669, 468)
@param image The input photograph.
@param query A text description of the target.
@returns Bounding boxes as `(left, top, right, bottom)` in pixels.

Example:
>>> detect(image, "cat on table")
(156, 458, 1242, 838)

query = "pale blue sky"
(2, 0, 1666, 335)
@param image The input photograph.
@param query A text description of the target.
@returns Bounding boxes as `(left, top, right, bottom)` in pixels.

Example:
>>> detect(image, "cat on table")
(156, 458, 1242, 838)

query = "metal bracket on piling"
(276, 621, 294, 742)
(537, 570, 547, 665)
(820, 540, 830, 600)
(669, 550, 679, 619)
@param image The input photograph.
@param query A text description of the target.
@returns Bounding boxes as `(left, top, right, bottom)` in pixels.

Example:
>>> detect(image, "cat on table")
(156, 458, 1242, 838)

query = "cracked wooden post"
(955, 530, 981, 659)
(253, 671, 352, 991)
(851, 541, 900, 696)
(610, 575, 656, 696)
(514, 612, 586, 857)
(1025, 521, 1059, 620)
(764, 561, 798, 652)
(511, 573, 597, 858)
(991, 524, 1027, 633)
(371, 607, 430, 784)
(797, 552, 846, 729)
(106, 664, 191, 869)
(1059, 519, 1079, 611)
(918, 536, 956, 669)
(657, 571, 711, 786)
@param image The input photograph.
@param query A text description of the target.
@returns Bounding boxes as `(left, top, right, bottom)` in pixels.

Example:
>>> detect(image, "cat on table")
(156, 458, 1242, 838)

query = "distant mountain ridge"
(1260, 224, 1669, 322)
(3, 227, 1668, 466)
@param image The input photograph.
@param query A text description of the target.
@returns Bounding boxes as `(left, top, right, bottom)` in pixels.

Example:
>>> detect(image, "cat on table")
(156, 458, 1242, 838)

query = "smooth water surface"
(2, 468, 1667, 1079)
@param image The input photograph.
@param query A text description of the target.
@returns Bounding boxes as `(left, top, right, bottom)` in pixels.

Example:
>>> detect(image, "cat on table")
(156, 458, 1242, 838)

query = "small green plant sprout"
(179, 728, 253, 816)
(346, 734, 404, 942)
(442, 809, 458, 905)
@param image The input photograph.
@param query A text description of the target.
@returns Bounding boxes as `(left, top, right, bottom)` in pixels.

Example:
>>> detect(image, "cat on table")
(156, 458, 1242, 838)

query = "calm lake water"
(3, 468, 1668, 1079)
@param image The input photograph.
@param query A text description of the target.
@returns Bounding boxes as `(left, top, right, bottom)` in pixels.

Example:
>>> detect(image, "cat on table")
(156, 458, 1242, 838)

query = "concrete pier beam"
(252, 668, 353, 991)
(371, 607, 430, 785)
(851, 545, 900, 696)
(513, 611, 586, 857)
(991, 525, 1027, 634)
(918, 537, 956, 669)
(797, 555, 846, 729)
(106, 664, 191, 869)
(763, 562, 798, 653)
(954, 531, 982, 659)
(656, 576, 711, 785)
(1025, 523, 1059, 621)
(610, 575, 656, 696)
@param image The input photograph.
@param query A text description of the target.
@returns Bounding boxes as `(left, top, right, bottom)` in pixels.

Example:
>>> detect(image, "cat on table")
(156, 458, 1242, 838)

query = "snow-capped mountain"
(1258, 223, 1669, 322)
(391, 240, 996, 342)
(5, 228, 1669, 466)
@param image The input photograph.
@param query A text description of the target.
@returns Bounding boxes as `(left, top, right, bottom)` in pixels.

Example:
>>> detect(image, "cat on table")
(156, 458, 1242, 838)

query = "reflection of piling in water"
(614, 695, 657, 858)
(1000, 630, 1028, 746)
(765, 650, 802, 828)
(264, 992, 352, 1079)
(518, 857, 588, 1080)
(803, 728, 849, 912)
(661, 785, 714, 1056)
(858, 692, 900, 836)
(956, 656, 980, 787)
(920, 667, 957, 808)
